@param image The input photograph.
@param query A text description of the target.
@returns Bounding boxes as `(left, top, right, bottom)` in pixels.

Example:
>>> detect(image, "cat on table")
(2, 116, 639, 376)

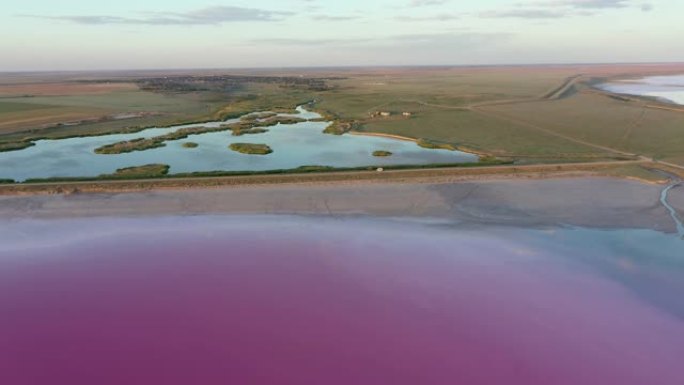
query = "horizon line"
(2, 61, 684, 75)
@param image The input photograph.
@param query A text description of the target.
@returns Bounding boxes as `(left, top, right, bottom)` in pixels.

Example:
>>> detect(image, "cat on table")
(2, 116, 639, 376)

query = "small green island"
(0, 141, 35, 153)
(103, 164, 170, 179)
(182, 142, 199, 148)
(240, 112, 278, 122)
(230, 127, 269, 136)
(95, 138, 166, 154)
(229, 143, 273, 155)
(323, 121, 356, 135)
(372, 150, 393, 157)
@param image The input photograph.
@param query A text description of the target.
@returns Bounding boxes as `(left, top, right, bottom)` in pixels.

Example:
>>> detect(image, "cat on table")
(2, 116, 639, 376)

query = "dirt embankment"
(0, 161, 665, 197)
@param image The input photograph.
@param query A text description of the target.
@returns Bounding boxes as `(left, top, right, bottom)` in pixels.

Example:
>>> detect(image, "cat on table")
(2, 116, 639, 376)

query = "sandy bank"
(348, 131, 490, 156)
(347, 131, 417, 142)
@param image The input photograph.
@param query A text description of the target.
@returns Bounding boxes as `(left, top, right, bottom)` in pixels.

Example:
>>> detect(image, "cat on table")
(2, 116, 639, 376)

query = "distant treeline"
(84, 75, 339, 93)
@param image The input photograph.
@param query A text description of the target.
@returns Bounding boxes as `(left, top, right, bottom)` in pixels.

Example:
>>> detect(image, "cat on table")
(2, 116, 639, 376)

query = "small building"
(370, 111, 392, 118)
(402, 112, 413, 117)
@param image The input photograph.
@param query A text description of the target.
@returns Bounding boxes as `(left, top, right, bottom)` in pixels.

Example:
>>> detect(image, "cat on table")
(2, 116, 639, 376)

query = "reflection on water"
(598, 74, 684, 105)
(0, 107, 477, 181)
(1, 215, 683, 385)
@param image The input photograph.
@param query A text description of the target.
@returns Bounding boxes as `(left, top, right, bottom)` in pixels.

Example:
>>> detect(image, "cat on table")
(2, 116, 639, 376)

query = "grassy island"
(229, 143, 273, 155)
(372, 150, 393, 157)
(323, 121, 353, 135)
(231, 127, 269, 136)
(105, 164, 170, 179)
(261, 116, 306, 126)
(95, 138, 166, 154)
(417, 139, 457, 151)
(241, 112, 278, 122)
(182, 142, 198, 148)
(0, 141, 35, 153)
(225, 116, 305, 136)
(94, 126, 212, 154)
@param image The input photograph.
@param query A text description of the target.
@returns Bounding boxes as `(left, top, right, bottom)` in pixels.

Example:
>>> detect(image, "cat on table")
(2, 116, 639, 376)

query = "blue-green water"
(0, 107, 477, 181)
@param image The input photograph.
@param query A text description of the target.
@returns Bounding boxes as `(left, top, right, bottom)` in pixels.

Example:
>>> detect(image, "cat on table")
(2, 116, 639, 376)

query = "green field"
(0, 89, 224, 140)
(306, 68, 630, 161)
(0, 101, 60, 114)
(356, 106, 610, 158)
(315, 69, 571, 119)
(482, 90, 684, 164)
(0, 91, 192, 111)
(309, 68, 684, 165)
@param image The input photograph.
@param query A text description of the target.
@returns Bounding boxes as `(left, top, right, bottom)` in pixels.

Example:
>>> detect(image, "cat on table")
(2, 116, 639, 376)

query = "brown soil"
(0, 82, 138, 97)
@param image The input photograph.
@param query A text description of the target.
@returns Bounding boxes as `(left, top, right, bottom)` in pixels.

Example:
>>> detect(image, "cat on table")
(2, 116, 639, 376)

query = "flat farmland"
(309, 65, 684, 165)
(355, 105, 611, 159)
(316, 68, 577, 119)
(1, 91, 213, 113)
(0, 105, 107, 134)
(481, 90, 684, 165)
(0, 82, 138, 97)
(0, 84, 227, 139)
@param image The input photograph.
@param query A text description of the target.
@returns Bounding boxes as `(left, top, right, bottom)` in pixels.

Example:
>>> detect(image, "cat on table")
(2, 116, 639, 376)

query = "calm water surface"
(1, 216, 683, 385)
(0, 107, 477, 181)
(598, 74, 684, 105)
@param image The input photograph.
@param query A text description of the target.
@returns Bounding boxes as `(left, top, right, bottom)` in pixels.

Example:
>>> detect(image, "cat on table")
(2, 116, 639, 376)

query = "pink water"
(1, 216, 683, 384)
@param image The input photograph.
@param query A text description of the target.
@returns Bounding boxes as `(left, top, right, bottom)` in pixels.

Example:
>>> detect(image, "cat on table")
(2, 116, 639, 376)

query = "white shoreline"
(1, 178, 682, 234)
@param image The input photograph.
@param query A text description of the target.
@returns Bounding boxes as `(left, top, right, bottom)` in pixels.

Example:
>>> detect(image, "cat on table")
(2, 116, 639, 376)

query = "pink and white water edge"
(1, 214, 683, 385)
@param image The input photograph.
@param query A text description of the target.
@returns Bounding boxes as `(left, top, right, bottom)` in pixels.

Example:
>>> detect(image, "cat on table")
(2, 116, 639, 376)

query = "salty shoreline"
(1, 176, 682, 234)
(595, 74, 684, 109)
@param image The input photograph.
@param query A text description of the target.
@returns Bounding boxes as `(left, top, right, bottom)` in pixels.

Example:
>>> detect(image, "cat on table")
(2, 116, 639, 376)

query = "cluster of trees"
(136, 75, 334, 93)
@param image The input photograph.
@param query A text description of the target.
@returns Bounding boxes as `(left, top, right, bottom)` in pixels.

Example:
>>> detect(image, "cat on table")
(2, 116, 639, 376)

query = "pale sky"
(2, 0, 682, 71)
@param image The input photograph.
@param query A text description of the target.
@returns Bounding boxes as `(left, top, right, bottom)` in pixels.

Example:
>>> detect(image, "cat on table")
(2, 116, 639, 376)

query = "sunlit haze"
(2, 0, 682, 71)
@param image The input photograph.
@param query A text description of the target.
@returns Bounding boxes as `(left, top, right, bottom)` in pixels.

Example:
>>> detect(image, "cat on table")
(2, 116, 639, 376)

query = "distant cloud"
(523, 0, 652, 10)
(550, 0, 630, 8)
(481, 9, 568, 18)
(21, 6, 292, 25)
(391, 32, 511, 44)
(408, 0, 449, 6)
(251, 31, 510, 48)
(314, 15, 360, 21)
(640, 3, 654, 11)
(395, 13, 461, 21)
(251, 37, 371, 46)
(483, 0, 651, 18)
